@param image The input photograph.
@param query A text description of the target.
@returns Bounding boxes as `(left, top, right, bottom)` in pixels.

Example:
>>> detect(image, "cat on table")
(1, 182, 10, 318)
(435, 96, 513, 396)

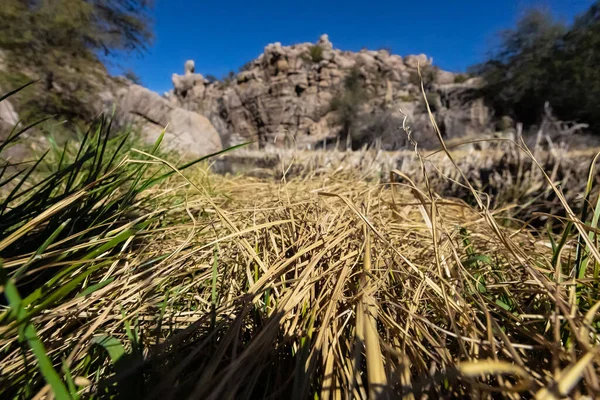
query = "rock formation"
(1, 34, 496, 159)
(117, 85, 222, 158)
(166, 35, 493, 150)
(172, 60, 208, 100)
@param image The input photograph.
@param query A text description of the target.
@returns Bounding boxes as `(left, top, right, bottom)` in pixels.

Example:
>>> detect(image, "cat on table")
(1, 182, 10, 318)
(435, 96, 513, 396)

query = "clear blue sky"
(110, 0, 594, 94)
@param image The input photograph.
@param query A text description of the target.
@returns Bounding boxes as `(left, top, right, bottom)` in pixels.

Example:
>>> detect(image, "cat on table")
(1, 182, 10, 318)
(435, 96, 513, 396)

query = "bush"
(349, 111, 407, 150)
(0, 71, 99, 130)
(308, 45, 324, 63)
(205, 74, 219, 84)
(0, 85, 238, 399)
(330, 67, 368, 140)
(221, 71, 236, 86)
(471, 9, 566, 126)
(0, 0, 153, 126)
(408, 66, 438, 89)
(239, 61, 254, 72)
(124, 69, 142, 85)
(453, 73, 469, 84)
(399, 94, 417, 102)
(472, 4, 600, 130)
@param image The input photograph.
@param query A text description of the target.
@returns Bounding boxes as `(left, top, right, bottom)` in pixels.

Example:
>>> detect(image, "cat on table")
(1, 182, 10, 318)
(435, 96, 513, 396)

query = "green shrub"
(470, 9, 566, 126)
(0, 0, 153, 127)
(219, 71, 237, 88)
(408, 66, 438, 89)
(0, 84, 244, 398)
(0, 71, 97, 130)
(471, 5, 600, 129)
(329, 67, 369, 145)
(239, 61, 254, 72)
(399, 94, 417, 102)
(308, 45, 324, 63)
(453, 74, 469, 84)
(124, 69, 143, 85)
(421, 92, 441, 112)
(205, 74, 219, 84)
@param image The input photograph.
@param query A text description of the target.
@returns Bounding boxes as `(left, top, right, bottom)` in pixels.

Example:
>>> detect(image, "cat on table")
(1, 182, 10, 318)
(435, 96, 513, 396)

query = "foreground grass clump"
(0, 85, 235, 399)
(3, 95, 600, 398)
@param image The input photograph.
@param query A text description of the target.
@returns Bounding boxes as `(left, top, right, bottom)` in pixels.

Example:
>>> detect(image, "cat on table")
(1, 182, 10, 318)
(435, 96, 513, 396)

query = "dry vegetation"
(3, 89, 600, 399)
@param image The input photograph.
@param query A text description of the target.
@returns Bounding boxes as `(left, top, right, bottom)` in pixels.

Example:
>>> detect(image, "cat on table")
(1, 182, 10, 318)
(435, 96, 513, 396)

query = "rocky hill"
(1, 34, 496, 160)
(164, 34, 492, 150)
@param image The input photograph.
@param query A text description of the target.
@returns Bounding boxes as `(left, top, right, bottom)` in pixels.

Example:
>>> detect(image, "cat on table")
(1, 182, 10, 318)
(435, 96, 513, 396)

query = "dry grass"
(3, 140, 600, 398)
(3, 84, 600, 399)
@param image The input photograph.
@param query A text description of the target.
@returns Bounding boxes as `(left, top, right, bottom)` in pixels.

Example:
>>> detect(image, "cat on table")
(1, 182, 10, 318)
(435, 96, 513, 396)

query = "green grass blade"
(13, 219, 71, 280)
(77, 277, 115, 298)
(0, 261, 71, 400)
(0, 116, 54, 154)
(154, 290, 170, 348)
(0, 150, 49, 216)
(91, 335, 127, 366)
(552, 221, 573, 269)
(22, 263, 106, 314)
(62, 359, 79, 400)
(138, 142, 252, 190)
(104, 132, 131, 173)
(0, 80, 38, 104)
(576, 151, 600, 279)
(81, 223, 148, 261)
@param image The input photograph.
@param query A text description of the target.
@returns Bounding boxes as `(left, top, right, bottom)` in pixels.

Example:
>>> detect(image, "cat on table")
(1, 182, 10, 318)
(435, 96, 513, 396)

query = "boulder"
(276, 58, 289, 75)
(118, 85, 222, 158)
(435, 70, 455, 85)
(357, 52, 377, 68)
(318, 34, 333, 51)
(184, 60, 196, 74)
(172, 59, 206, 97)
(335, 53, 356, 69)
(384, 54, 404, 70)
(0, 96, 19, 131)
(435, 83, 491, 138)
(404, 54, 431, 69)
(0, 92, 49, 162)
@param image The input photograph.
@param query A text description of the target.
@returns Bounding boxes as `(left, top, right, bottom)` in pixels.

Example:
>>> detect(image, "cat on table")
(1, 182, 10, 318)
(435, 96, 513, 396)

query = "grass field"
(3, 88, 600, 399)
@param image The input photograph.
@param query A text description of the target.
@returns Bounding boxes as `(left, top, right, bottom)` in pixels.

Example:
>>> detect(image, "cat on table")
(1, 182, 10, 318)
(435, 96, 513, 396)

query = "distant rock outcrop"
(117, 85, 222, 158)
(166, 34, 493, 150)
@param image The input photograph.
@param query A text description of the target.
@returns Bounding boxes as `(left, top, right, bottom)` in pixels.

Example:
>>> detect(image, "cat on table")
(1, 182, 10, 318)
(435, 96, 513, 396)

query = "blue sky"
(110, 0, 595, 94)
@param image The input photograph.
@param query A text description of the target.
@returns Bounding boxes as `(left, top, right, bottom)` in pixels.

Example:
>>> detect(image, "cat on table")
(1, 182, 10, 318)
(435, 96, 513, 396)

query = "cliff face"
(166, 35, 492, 150)
(1, 34, 494, 161)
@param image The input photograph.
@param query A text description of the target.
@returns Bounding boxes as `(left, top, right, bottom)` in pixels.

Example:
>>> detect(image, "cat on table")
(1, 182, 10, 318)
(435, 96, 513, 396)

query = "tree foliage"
(330, 67, 368, 140)
(309, 45, 324, 63)
(550, 2, 600, 129)
(0, 0, 153, 124)
(473, 3, 600, 130)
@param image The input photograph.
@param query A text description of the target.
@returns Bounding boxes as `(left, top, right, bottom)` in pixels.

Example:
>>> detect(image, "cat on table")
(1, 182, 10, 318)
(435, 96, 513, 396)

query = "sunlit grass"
(2, 82, 600, 399)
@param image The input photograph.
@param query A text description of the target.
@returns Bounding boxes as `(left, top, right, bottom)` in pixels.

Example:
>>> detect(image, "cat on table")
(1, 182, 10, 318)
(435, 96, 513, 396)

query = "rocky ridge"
(1, 34, 495, 161)
(166, 34, 492, 150)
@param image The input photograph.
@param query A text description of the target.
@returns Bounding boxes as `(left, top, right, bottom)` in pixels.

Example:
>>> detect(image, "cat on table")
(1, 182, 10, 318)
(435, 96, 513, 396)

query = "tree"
(0, 0, 153, 124)
(124, 69, 143, 85)
(473, 2, 600, 130)
(205, 74, 219, 84)
(329, 67, 368, 146)
(471, 9, 566, 126)
(547, 2, 600, 129)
